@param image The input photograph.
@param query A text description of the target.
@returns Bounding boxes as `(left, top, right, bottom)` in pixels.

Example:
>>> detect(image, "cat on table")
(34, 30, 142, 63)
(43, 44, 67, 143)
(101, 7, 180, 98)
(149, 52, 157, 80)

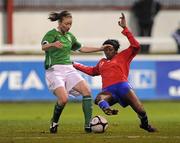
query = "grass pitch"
(0, 101, 180, 143)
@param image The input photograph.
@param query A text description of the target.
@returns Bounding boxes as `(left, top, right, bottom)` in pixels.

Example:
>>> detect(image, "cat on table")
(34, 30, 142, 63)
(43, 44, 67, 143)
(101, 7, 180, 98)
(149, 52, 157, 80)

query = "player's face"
(104, 46, 117, 60)
(58, 17, 72, 34)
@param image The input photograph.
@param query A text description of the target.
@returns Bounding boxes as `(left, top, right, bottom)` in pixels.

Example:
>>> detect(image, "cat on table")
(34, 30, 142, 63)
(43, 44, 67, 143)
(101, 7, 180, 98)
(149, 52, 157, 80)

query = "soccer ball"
(90, 115, 108, 133)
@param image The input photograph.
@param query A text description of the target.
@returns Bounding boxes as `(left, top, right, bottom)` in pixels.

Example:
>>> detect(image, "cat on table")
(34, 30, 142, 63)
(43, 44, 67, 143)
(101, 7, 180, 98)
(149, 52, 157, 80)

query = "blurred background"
(0, 0, 180, 101)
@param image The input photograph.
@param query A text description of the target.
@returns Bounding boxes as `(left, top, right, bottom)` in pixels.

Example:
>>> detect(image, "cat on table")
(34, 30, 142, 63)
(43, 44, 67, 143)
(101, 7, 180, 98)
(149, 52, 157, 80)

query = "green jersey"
(41, 29, 81, 69)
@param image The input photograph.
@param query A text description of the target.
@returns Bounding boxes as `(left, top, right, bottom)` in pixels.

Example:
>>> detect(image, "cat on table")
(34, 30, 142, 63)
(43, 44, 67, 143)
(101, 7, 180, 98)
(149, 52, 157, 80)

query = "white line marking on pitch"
(0, 135, 180, 140)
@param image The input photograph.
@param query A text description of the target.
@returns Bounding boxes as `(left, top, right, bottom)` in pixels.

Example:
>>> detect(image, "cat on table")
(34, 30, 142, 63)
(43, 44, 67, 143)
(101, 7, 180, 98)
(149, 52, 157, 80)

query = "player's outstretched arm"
(119, 13, 140, 52)
(73, 62, 99, 76)
(79, 44, 112, 53)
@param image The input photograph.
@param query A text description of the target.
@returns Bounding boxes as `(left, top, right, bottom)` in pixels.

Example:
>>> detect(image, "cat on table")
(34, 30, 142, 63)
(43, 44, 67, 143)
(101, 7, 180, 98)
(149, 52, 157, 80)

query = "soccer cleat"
(50, 122, 58, 134)
(103, 108, 119, 115)
(84, 126, 92, 133)
(140, 124, 157, 132)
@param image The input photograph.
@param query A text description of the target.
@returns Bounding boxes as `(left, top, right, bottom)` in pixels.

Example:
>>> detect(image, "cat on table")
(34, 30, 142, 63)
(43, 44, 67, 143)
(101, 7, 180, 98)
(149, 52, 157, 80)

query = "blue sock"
(98, 100, 110, 109)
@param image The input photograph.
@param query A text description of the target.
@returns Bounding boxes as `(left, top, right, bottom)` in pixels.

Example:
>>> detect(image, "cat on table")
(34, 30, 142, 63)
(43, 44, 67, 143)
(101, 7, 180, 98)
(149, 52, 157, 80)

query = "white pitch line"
(0, 135, 180, 140)
(127, 136, 140, 138)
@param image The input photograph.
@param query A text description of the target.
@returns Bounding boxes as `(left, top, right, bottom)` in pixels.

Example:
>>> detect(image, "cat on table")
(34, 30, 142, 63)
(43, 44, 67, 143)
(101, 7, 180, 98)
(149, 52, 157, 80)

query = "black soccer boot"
(103, 108, 118, 115)
(140, 124, 157, 132)
(84, 126, 92, 133)
(50, 122, 58, 134)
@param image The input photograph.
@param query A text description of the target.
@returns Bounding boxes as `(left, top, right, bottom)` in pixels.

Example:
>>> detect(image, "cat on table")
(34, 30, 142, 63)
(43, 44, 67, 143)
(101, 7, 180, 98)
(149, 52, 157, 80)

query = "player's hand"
(118, 13, 126, 29)
(100, 44, 113, 51)
(103, 108, 119, 115)
(72, 61, 80, 65)
(72, 62, 83, 71)
(53, 41, 63, 48)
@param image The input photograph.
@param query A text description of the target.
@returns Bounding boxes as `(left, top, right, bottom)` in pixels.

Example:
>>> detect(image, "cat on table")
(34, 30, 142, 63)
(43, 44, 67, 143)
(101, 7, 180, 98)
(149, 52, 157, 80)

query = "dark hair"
(48, 10, 72, 22)
(103, 39, 120, 51)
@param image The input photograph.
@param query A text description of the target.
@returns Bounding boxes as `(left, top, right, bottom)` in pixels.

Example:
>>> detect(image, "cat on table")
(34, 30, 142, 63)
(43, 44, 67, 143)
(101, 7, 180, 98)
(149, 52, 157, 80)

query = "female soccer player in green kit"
(41, 10, 108, 133)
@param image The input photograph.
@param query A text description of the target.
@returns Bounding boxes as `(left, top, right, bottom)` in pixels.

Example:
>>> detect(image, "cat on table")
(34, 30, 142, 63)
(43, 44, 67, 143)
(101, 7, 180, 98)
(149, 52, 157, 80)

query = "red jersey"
(73, 27, 140, 88)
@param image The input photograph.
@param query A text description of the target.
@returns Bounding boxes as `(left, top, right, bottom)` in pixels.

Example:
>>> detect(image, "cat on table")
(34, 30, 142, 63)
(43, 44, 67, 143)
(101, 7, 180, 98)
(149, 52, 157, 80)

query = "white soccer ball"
(90, 115, 108, 133)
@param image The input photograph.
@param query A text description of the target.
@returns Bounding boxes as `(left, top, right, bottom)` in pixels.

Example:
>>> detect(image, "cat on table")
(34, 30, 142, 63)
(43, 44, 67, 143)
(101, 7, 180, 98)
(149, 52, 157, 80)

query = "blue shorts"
(102, 82, 133, 107)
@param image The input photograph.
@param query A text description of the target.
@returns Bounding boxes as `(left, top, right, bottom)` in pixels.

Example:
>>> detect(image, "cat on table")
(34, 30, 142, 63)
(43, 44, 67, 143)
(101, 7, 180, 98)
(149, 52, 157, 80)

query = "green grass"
(0, 101, 180, 143)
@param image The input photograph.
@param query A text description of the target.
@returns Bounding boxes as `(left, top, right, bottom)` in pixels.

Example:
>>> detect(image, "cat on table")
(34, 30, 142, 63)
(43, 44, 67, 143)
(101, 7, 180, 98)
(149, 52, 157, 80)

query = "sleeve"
(71, 41, 82, 51)
(41, 31, 56, 45)
(120, 27, 140, 62)
(73, 62, 100, 76)
(70, 33, 82, 51)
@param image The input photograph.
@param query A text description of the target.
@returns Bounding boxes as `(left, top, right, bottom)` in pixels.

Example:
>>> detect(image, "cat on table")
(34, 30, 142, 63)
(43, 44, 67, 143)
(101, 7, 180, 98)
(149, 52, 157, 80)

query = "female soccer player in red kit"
(73, 13, 157, 132)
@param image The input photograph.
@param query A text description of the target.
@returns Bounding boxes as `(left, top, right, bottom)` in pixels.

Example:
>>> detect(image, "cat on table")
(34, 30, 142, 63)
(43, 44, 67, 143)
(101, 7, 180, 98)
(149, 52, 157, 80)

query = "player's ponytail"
(48, 12, 59, 21)
(48, 10, 72, 22)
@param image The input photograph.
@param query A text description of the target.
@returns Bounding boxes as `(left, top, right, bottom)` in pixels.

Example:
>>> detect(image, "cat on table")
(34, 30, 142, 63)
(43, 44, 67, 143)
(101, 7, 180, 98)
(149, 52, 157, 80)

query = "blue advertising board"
(0, 61, 56, 101)
(156, 61, 180, 99)
(0, 56, 179, 101)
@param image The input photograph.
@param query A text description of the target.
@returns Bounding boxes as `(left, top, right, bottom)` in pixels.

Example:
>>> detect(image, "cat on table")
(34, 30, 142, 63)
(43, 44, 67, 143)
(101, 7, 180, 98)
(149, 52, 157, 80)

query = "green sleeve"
(70, 33, 82, 51)
(41, 30, 56, 45)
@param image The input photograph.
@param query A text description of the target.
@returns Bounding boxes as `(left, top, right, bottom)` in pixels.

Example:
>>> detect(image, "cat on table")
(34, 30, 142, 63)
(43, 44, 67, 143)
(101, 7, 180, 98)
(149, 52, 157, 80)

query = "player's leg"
(124, 89, 157, 132)
(45, 67, 68, 134)
(65, 66, 93, 133)
(50, 87, 68, 133)
(73, 80, 92, 132)
(94, 92, 118, 115)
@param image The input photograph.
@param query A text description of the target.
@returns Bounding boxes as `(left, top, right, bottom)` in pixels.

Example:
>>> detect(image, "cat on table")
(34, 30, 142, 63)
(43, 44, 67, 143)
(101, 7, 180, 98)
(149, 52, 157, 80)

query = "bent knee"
(94, 91, 111, 105)
(81, 88, 91, 96)
(94, 95, 101, 105)
(58, 97, 68, 105)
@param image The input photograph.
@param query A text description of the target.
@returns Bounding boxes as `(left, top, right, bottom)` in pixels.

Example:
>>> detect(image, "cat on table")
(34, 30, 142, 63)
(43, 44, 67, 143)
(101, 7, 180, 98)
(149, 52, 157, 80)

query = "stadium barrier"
(0, 55, 179, 101)
(0, 36, 177, 54)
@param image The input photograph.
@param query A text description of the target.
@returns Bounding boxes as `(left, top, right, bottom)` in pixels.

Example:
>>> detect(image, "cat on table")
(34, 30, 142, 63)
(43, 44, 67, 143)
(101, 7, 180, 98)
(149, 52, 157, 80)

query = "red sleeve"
(120, 27, 140, 61)
(73, 62, 100, 76)
(122, 27, 140, 51)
